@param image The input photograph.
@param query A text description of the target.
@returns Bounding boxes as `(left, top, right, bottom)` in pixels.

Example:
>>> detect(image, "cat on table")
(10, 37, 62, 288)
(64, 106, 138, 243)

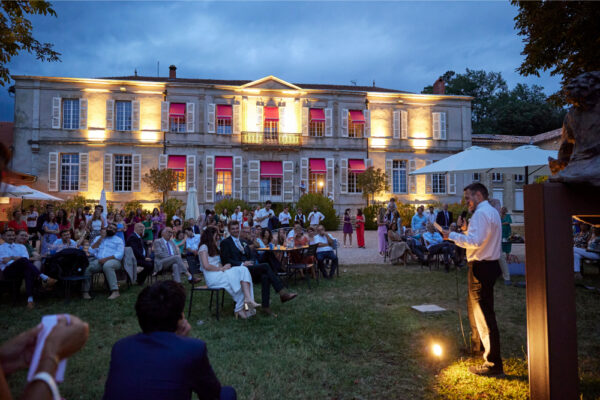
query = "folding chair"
(287, 244, 319, 288)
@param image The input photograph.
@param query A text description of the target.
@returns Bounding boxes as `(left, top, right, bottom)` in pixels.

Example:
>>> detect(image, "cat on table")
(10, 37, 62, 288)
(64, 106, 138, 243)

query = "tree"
(142, 168, 178, 203)
(511, 1, 600, 105)
(356, 167, 388, 205)
(0, 1, 61, 85)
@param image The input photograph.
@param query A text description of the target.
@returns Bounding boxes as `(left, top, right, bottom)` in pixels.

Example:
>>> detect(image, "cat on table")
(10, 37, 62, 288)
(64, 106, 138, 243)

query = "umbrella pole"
(525, 166, 529, 185)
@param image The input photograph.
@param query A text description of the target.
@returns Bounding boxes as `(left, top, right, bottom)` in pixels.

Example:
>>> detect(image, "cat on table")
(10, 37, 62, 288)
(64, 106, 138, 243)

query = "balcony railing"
(241, 131, 302, 148)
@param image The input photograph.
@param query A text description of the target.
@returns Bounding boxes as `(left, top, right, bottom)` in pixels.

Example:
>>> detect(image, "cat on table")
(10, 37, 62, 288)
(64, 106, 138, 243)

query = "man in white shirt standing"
(0, 228, 56, 308)
(255, 201, 275, 229)
(231, 206, 243, 223)
(83, 223, 125, 300)
(278, 206, 292, 228)
(425, 206, 437, 225)
(308, 205, 325, 227)
(445, 183, 503, 377)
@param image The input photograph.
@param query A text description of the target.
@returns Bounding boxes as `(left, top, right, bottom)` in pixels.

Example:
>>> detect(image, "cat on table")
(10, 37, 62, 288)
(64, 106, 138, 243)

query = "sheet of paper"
(411, 304, 447, 313)
(27, 315, 68, 383)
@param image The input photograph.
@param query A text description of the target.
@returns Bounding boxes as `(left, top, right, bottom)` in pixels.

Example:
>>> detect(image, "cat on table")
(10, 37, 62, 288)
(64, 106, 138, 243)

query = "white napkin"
(27, 315, 68, 383)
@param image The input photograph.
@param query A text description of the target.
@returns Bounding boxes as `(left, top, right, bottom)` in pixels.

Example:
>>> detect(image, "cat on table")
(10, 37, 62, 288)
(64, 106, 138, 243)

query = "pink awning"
(349, 109, 365, 124)
(309, 159, 326, 173)
(264, 106, 279, 121)
(170, 103, 186, 116)
(216, 105, 232, 119)
(348, 159, 366, 173)
(168, 155, 186, 170)
(261, 161, 282, 177)
(215, 156, 233, 171)
(310, 108, 325, 122)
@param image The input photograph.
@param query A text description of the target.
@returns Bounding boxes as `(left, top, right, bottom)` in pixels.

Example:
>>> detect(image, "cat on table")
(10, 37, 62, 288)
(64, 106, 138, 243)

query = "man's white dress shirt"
(310, 234, 334, 253)
(255, 208, 274, 228)
(278, 212, 291, 225)
(308, 211, 324, 226)
(185, 234, 201, 253)
(90, 235, 125, 261)
(449, 200, 501, 262)
(52, 238, 78, 252)
(0, 242, 29, 271)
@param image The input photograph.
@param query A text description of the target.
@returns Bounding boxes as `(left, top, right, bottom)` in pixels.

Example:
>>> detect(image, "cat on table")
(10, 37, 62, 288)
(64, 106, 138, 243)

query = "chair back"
(305, 243, 319, 257)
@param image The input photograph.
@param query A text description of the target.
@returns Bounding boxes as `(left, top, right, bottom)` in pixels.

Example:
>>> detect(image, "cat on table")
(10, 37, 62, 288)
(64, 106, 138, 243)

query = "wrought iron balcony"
(241, 131, 302, 149)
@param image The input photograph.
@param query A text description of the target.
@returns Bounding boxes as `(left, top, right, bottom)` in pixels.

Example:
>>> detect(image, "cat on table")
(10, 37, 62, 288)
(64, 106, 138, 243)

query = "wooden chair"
(187, 257, 227, 321)
(287, 244, 319, 288)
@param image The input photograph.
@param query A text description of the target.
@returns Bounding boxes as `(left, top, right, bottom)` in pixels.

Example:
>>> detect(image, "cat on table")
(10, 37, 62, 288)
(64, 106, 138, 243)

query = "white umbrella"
(185, 187, 200, 221)
(15, 185, 63, 201)
(99, 189, 107, 219)
(0, 183, 33, 197)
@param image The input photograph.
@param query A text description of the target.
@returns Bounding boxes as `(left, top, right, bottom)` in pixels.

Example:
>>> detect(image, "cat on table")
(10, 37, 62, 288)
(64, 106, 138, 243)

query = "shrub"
(62, 195, 90, 212)
(124, 200, 143, 215)
(161, 198, 183, 226)
(362, 205, 379, 230)
(214, 198, 252, 216)
(296, 193, 338, 231)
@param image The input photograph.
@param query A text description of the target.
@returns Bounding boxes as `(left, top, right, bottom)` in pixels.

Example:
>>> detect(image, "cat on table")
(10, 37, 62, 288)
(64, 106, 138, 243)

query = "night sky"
(1, 1, 561, 121)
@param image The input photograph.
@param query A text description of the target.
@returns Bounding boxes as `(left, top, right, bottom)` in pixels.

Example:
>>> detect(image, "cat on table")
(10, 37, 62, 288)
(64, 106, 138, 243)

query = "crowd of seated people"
(572, 222, 600, 279)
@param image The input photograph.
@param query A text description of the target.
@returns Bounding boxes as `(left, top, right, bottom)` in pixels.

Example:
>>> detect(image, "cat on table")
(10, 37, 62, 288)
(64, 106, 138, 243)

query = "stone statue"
(549, 71, 600, 186)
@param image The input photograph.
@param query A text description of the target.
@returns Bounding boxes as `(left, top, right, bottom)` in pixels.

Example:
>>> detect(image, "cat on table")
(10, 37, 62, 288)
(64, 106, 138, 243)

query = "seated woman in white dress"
(198, 226, 260, 319)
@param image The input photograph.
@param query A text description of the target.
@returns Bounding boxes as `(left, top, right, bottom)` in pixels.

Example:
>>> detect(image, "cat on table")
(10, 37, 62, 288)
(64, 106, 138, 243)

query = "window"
(114, 154, 133, 192)
(348, 115, 364, 138)
(260, 177, 281, 197)
(264, 120, 278, 140)
(514, 189, 524, 211)
(167, 155, 186, 192)
(60, 153, 79, 191)
(169, 103, 186, 133)
(392, 160, 407, 194)
(62, 99, 79, 130)
(514, 174, 525, 183)
(492, 173, 503, 183)
(432, 173, 446, 194)
(115, 101, 132, 131)
(472, 172, 481, 182)
(215, 171, 232, 196)
(216, 104, 233, 134)
(309, 108, 325, 137)
(217, 118, 232, 134)
(309, 172, 325, 194)
(348, 172, 360, 193)
(492, 189, 503, 207)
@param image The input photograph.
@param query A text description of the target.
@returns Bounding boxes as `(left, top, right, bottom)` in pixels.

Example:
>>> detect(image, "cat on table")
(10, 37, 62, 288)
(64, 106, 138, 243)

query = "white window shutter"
(78, 153, 89, 191)
(248, 160, 260, 202)
(106, 100, 114, 130)
(186, 155, 196, 190)
(132, 100, 140, 131)
(425, 160, 433, 194)
(255, 105, 263, 132)
(206, 103, 215, 134)
(408, 159, 416, 194)
(365, 158, 373, 169)
(386, 159, 393, 193)
(364, 110, 371, 138)
(392, 110, 400, 139)
(325, 107, 333, 137)
(158, 154, 168, 170)
(279, 106, 286, 133)
(161, 101, 169, 132)
(448, 173, 456, 194)
(301, 107, 309, 137)
(283, 161, 294, 202)
(205, 156, 214, 203)
(79, 98, 88, 130)
(233, 104, 241, 134)
(233, 156, 242, 198)
(401, 110, 408, 139)
(326, 158, 335, 199)
(300, 158, 309, 186)
(340, 158, 348, 194)
(132, 154, 142, 192)
(52, 97, 61, 129)
(48, 152, 59, 191)
(341, 108, 348, 137)
(432, 112, 441, 140)
(186, 102, 195, 133)
(440, 111, 447, 140)
(104, 153, 113, 191)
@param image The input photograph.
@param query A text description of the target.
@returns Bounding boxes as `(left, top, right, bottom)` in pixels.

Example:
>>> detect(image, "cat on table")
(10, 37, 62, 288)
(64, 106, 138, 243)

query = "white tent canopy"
(0, 183, 63, 201)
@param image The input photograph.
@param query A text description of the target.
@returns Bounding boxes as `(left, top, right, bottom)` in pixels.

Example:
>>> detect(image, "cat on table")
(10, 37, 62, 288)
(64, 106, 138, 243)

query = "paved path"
(328, 230, 526, 266)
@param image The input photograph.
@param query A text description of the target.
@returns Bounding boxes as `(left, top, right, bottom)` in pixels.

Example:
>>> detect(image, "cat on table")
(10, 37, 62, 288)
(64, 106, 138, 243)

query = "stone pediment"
(240, 76, 302, 91)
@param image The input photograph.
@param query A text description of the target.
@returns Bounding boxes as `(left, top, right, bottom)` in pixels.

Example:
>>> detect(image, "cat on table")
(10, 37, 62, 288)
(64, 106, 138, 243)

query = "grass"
(0, 263, 599, 399)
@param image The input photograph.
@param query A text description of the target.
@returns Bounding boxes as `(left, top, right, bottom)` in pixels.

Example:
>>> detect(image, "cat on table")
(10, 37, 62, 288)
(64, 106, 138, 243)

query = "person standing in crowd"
(436, 203, 453, 229)
(255, 201, 275, 229)
(88, 209, 105, 243)
(342, 209, 353, 248)
(8, 210, 27, 232)
(219, 208, 230, 225)
(40, 211, 59, 256)
(127, 223, 154, 285)
(425, 205, 437, 225)
(500, 207, 512, 258)
(488, 200, 511, 285)
(125, 211, 140, 239)
(83, 223, 124, 300)
(26, 205, 39, 247)
(411, 206, 428, 234)
(151, 208, 162, 238)
(142, 213, 154, 247)
(445, 183, 504, 376)
(278, 206, 292, 228)
(102, 281, 236, 400)
(377, 208, 387, 256)
(308, 205, 324, 228)
(355, 209, 365, 248)
(299, 180, 307, 196)
(294, 208, 306, 228)
(114, 213, 126, 243)
(72, 207, 86, 232)
(231, 206, 243, 223)
(35, 203, 54, 237)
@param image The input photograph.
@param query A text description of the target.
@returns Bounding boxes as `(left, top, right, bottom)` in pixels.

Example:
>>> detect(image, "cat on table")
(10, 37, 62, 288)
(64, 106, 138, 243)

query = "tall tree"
(511, 1, 600, 105)
(356, 167, 388, 205)
(0, 1, 61, 85)
(142, 168, 178, 203)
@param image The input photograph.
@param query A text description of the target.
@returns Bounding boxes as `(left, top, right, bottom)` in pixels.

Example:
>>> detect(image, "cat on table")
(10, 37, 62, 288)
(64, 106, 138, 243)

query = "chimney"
(169, 65, 177, 79)
(433, 77, 445, 95)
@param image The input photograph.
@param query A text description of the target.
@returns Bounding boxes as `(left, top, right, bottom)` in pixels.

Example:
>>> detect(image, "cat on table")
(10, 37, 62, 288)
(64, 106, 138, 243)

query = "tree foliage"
(0, 1, 61, 85)
(142, 168, 178, 203)
(356, 167, 388, 205)
(296, 193, 339, 231)
(422, 69, 566, 136)
(511, 1, 600, 105)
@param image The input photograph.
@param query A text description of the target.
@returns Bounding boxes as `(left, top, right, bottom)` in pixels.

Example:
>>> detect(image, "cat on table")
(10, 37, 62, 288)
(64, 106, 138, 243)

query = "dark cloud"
(0, 1, 561, 121)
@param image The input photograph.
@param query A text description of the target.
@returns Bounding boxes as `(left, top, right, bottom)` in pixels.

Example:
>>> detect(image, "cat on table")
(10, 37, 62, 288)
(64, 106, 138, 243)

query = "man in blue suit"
(103, 281, 236, 400)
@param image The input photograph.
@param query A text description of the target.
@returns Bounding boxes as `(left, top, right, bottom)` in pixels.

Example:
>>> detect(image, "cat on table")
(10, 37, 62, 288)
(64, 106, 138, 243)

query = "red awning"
(309, 159, 326, 173)
(348, 159, 366, 173)
(349, 109, 365, 124)
(264, 106, 279, 121)
(216, 105, 232, 119)
(215, 156, 233, 171)
(168, 155, 186, 170)
(261, 161, 283, 177)
(310, 108, 325, 122)
(170, 103, 186, 116)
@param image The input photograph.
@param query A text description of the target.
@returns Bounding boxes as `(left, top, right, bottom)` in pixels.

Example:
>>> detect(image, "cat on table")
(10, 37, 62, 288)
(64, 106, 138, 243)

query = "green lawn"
(1, 264, 599, 399)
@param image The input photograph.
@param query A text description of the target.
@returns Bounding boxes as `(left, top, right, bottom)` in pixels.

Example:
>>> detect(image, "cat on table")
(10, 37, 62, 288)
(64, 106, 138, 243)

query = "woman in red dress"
(355, 208, 365, 248)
